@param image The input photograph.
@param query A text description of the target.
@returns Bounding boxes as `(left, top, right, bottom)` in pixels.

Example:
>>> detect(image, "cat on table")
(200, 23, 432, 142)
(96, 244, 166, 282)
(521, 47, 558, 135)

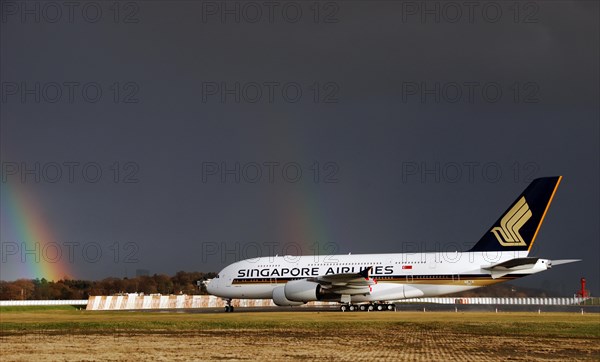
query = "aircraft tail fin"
(469, 176, 562, 253)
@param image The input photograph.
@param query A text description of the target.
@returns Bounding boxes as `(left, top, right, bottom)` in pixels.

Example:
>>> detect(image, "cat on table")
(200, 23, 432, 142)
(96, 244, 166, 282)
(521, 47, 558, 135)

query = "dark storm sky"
(1, 1, 598, 295)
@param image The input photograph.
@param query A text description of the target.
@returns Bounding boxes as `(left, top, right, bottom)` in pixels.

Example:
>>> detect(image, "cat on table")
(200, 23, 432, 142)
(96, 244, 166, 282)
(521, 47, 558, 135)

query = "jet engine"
(272, 285, 305, 306)
(284, 280, 322, 302)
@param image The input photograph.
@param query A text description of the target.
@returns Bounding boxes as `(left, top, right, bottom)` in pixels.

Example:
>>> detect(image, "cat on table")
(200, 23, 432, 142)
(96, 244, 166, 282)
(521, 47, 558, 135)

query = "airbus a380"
(206, 176, 579, 312)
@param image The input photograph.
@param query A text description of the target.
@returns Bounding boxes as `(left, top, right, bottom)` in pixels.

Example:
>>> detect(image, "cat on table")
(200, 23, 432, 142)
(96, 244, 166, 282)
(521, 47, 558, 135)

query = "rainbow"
(276, 181, 336, 258)
(1, 180, 71, 281)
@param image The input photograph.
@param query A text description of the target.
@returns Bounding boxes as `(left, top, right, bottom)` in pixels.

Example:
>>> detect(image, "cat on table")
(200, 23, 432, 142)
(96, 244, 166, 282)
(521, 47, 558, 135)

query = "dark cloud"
(1, 1, 598, 295)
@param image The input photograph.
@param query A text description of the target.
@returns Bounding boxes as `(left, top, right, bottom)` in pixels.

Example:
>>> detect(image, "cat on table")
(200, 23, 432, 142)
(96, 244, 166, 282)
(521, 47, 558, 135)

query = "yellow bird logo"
(490, 197, 532, 247)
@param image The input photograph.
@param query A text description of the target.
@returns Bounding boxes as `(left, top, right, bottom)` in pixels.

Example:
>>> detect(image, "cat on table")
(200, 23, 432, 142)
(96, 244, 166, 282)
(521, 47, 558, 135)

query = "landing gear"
(353, 303, 396, 311)
(374, 303, 396, 311)
(340, 302, 396, 312)
(224, 299, 234, 312)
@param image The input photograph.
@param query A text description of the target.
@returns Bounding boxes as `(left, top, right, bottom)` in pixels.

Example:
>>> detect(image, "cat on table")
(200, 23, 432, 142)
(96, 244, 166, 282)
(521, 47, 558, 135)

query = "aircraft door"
(429, 253, 437, 270)
(224, 273, 232, 288)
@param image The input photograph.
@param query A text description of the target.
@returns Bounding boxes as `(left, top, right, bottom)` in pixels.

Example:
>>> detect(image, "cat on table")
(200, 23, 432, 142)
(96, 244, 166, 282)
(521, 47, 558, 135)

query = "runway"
(133, 303, 600, 314)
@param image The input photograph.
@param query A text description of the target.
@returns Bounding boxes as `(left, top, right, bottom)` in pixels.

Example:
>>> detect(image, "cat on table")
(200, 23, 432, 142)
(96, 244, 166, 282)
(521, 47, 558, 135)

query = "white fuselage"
(206, 250, 550, 303)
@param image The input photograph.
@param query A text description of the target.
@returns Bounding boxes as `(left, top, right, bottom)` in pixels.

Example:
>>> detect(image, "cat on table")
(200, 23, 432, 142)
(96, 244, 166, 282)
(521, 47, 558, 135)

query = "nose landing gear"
(224, 299, 235, 312)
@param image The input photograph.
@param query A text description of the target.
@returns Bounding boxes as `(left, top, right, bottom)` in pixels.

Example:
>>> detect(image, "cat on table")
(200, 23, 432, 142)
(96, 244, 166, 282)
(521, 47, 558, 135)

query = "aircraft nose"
(205, 279, 217, 294)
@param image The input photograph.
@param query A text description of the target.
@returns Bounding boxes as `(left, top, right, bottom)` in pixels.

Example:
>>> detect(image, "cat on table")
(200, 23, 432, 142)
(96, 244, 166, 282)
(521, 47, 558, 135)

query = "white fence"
(401, 297, 590, 305)
(85, 295, 591, 310)
(0, 299, 88, 307)
(85, 295, 327, 310)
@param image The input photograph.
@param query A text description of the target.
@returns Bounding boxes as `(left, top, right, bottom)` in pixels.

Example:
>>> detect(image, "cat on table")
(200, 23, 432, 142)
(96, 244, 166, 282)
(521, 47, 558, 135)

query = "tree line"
(0, 271, 217, 300)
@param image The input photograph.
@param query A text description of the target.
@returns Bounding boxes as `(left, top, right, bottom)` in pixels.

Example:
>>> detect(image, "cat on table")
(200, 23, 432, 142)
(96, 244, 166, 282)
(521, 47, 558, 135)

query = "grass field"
(1, 307, 599, 361)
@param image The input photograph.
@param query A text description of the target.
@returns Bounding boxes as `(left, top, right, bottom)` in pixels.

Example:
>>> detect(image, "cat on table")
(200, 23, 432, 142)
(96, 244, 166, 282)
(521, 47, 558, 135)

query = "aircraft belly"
(218, 284, 275, 299)
(358, 283, 407, 302)
(402, 285, 425, 298)
(317, 283, 482, 303)
(416, 284, 478, 297)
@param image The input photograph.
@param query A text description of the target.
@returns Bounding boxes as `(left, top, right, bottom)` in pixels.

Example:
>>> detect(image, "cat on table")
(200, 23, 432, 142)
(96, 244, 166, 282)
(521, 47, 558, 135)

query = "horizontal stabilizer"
(482, 257, 540, 279)
(483, 257, 539, 270)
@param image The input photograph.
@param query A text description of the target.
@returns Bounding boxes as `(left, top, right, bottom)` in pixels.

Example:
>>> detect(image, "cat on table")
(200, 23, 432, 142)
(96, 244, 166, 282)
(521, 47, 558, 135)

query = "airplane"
(206, 176, 580, 312)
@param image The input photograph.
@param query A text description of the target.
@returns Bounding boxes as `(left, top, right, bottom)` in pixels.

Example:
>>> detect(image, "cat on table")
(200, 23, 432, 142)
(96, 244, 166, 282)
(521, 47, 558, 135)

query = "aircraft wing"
(308, 267, 376, 295)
